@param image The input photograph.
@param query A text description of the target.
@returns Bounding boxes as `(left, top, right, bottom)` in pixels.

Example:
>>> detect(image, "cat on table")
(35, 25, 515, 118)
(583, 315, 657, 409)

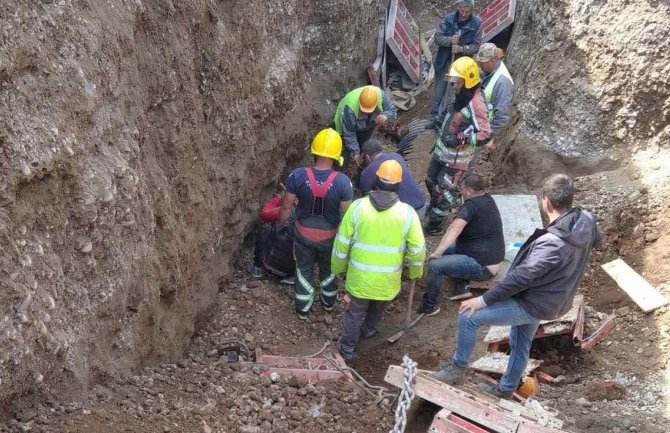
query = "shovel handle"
(405, 280, 416, 326)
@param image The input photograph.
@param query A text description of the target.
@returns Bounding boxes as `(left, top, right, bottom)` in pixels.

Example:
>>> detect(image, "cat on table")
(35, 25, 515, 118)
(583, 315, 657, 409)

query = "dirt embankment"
(496, 0, 670, 186)
(0, 0, 377, 406)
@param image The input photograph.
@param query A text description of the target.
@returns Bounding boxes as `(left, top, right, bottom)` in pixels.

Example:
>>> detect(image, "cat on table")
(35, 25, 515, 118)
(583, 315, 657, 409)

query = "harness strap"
(304, 168, 339, 216)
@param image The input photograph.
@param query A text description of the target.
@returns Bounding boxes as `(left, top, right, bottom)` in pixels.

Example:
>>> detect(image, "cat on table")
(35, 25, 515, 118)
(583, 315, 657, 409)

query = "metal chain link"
(390, 355, 418, 433)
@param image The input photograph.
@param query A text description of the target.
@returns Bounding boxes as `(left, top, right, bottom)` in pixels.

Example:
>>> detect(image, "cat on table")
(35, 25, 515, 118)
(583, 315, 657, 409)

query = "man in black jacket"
(432, 174, 602, 397)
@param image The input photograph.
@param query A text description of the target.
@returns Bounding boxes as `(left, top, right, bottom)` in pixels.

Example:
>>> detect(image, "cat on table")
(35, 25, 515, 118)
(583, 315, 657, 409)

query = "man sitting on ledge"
(417, 171, 504, 315)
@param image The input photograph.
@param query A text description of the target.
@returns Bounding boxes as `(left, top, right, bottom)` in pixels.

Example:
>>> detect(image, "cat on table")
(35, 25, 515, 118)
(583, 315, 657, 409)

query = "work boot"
(248, 264, 263, 278)
(431, 363, 468, 385)
(360, 329, 377, 339)
(336, 341, 356, 361)
(297, 312, 308, 321)
(447, 282, 472, 301)
(422, 220, 443, 236)
(416, 305, 441, 317)
(478, 383, 513, 399)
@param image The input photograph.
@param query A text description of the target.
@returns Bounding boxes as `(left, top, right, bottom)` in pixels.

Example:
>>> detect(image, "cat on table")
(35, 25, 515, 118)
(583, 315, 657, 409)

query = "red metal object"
(385, 367, 569, 433)
(536, 371, 564, 386)
(486, 296, 614, 352)
(579, 314, 615, 350)
(430, 409, 490, 433)
(386, 0, 421, 84)
(258, 354, 352, 382)
(479, 0, 516, 42)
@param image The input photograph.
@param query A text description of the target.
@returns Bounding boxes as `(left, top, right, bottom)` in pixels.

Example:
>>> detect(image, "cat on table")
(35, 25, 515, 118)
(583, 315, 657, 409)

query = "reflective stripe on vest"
(483, 63, 513, 121)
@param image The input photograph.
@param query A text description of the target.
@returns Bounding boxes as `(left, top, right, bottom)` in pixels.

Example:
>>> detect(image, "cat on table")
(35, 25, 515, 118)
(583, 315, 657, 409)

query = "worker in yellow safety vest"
(333, 85, 397, 170)
(332, 160, 425, 360)
(474, 42, 514, 150)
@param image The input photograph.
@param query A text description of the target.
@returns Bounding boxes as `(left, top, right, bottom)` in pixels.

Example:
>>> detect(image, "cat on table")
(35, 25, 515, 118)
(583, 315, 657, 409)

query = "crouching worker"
(249, 194, 296, 285)
(418, 171, 504, 314)
(332, 160, 426, 360)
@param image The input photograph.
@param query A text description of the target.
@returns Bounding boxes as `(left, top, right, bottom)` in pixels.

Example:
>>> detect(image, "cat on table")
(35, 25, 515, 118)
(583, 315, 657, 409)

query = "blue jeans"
(420, 246, 493, 310)
(452, 299, 540, 393)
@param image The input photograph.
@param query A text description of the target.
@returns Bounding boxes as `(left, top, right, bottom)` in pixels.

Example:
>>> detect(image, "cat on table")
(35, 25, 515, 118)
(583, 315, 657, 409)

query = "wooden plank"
(384, 366, 570, 433)
(601, 258, 669, 312)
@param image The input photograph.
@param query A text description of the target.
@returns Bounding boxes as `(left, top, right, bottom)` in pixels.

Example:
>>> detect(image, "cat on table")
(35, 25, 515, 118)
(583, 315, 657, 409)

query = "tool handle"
(405, 280, 416, 326)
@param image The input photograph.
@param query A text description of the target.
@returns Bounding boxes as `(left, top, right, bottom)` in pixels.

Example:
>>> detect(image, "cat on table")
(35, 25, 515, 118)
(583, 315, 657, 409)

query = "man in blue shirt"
(278, 128, 353, 319)
(359, 140, 426, 219)
(431, 0, 482, 124)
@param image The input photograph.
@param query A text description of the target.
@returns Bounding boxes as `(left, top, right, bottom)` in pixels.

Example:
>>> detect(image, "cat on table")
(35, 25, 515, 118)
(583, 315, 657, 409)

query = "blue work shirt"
(359, 153, 425, 211)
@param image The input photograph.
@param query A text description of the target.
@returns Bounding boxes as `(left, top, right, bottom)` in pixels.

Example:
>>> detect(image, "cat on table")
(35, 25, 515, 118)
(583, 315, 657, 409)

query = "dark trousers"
(420, 246, 493, 310)
(337, 295, 390, 357)
(425, 156, 461, 224)
(294, 234, 338, 315)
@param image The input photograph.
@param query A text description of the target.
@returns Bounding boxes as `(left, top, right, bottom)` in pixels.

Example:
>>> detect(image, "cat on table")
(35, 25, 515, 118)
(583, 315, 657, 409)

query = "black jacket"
(482, 208, 602, 320)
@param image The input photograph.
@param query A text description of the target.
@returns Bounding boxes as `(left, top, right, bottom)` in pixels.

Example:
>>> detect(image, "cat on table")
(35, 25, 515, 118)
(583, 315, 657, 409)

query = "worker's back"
(332, 195, 425, 301)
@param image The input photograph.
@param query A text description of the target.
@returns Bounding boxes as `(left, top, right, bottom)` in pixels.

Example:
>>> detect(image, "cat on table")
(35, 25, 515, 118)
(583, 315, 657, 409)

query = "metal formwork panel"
(386, 0, 421, 84)
(480, 0, 517, 42)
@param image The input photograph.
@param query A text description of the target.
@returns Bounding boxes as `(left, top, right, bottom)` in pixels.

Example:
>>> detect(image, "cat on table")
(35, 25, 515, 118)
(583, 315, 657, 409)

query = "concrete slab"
(469, 194, 542, 289)
(469, 352, 542, 377)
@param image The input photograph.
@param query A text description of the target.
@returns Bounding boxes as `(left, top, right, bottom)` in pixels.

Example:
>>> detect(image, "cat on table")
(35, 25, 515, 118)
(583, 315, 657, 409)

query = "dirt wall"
(0, 0, 377, 405)
(495, 0, 670, 187)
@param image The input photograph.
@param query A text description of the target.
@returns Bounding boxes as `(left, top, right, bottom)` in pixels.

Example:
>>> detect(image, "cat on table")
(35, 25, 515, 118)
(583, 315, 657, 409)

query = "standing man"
(418, 171, 504, 314)
(332, 160, 425, 360)
(278, 128, 353, 320)
(475, 42, 515, 150)
(431, 0, 482, 125)
(432, 174, 602, 398)
(334, 85, 397, 170)
(359, 139, 427, 219)
(425, 56, 490, 235)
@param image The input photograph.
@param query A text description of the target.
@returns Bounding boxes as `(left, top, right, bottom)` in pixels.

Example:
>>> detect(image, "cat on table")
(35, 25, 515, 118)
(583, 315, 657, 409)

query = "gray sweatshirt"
(480, 62, 514, 136)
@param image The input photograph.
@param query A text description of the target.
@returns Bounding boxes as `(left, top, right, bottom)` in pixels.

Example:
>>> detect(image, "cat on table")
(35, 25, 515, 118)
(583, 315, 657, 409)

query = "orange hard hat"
(517, 376, 540, 398)
(359, 86, 379, 114)
(376, 160, 403, 184)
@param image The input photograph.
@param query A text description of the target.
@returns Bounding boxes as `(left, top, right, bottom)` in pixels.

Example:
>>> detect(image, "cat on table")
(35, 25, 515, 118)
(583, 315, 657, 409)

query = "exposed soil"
(2, 0, 670, 432)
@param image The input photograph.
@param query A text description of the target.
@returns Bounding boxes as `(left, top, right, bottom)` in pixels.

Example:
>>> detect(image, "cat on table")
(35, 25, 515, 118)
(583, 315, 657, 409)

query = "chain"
(390, 355, 418, 433)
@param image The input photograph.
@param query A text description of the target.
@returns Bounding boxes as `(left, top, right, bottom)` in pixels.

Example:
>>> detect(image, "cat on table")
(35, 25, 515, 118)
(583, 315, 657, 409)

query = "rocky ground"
(2, 0, 670, 432)
(1, 261, 395, 433)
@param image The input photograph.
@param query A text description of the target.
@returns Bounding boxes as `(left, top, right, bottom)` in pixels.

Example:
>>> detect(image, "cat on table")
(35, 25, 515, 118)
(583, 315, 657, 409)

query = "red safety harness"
(295, 168, 339, 242)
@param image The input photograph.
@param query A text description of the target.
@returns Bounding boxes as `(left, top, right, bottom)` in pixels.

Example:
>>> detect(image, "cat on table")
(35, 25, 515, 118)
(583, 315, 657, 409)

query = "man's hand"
(451, 45, 464, 54)
(458, 298, 483, 317)
(342, 293, 352, 311)
(429, 249, 444, 260)
(352, 153, 362, 168)
(451, 34, 460, 45)
(486, 140, 497, 151)
(374, 114, 387, 126)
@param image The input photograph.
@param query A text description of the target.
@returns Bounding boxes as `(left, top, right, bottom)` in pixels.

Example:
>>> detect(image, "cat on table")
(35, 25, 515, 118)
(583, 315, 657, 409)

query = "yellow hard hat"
(359, 86, 379, 114)
(447, 56, 480, 89)
(311, 128, 344, 166)
(376, 160, 403, 184)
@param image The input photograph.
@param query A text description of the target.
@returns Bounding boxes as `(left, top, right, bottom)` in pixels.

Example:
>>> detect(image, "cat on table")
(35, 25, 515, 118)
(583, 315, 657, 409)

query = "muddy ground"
(3, 0, 670, 433)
